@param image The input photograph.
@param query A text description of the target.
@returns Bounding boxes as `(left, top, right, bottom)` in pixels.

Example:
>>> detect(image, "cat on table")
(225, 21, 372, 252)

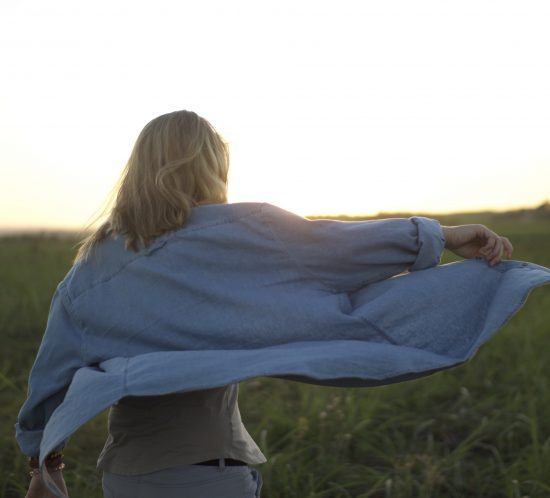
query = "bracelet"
(29, 462, 65, 478)
(28, 451, 64, 470)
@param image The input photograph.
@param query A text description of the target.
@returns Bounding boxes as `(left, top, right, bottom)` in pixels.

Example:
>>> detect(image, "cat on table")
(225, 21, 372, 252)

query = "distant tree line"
(307, 200, 550, 224)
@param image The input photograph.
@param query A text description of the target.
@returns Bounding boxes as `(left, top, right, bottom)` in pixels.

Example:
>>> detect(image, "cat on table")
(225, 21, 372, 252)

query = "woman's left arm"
(16, 282, 85, 460)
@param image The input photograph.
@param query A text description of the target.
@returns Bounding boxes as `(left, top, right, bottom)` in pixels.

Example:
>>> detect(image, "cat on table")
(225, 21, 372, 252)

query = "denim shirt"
(14, 202, 550, 497)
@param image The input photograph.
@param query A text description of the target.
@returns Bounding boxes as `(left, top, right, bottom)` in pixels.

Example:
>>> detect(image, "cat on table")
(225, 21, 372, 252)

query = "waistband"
(193, 458, 247, 467)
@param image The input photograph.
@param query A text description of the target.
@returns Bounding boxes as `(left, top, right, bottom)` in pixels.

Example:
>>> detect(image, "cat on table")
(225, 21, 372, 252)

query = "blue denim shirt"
(14, 202, 550, 496)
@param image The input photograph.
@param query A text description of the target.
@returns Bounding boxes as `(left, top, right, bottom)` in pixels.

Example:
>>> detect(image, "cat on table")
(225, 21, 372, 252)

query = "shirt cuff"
(15, 424, 43, 457)
(409, 216, 445, 271)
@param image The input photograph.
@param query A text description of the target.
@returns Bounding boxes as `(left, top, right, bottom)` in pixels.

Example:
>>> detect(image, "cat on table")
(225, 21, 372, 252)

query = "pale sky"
(1, 0, 549, 229)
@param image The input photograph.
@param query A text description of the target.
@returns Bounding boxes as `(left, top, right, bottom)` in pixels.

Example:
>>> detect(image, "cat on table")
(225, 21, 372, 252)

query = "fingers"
(441, 223, 513, 265)
(480, 234, 497, 255)
(488, 237, 503, 266)
(478, 227, 514, 266)
(485, 235, 514, 266)
(502, 236, 514, 259)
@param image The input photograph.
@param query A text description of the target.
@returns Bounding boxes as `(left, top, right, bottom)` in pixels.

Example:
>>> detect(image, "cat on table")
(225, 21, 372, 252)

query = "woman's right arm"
(442, 224, 514, 265)
(261, 203, 446, 291)
(261, 204, 513, 292)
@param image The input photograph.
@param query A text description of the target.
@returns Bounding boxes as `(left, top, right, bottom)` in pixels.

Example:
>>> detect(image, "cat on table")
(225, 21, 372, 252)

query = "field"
(1, 211, 550, 498)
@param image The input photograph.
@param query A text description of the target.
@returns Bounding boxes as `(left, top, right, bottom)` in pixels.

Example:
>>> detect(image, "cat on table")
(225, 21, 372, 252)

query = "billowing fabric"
(14, 202, 550, 497)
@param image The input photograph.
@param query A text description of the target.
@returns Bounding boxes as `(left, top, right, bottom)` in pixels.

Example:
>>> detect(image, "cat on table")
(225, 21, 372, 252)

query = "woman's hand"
(441, 224, 514, 266)
(25, 471, 69, 498)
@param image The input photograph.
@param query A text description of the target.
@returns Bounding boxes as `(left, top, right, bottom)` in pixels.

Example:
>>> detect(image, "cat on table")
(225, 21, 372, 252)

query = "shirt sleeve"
(261, 203, 445, 292)
(15, 283, 85, 457)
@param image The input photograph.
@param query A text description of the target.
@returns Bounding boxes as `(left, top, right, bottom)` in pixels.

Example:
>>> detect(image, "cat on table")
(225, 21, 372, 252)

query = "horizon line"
(1, 200, 548, 235)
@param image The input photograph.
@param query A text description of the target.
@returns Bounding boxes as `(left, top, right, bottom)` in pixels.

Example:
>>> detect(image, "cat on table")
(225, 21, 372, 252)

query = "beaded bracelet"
(28, 451, 65, 477)
(29, 462, 65, 478)
(29, 451, 63, 468)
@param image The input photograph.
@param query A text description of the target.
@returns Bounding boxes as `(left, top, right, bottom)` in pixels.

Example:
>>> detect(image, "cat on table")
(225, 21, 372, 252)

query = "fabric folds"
(12, 202, 550, 498)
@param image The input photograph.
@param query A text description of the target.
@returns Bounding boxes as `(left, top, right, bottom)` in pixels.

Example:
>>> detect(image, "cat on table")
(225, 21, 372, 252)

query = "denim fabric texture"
(14, 202, 550, 497)
(102, 461, 262, 498)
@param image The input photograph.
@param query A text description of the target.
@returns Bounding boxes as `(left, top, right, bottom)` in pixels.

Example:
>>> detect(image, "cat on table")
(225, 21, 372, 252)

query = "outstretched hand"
(441, 224, 514, 266)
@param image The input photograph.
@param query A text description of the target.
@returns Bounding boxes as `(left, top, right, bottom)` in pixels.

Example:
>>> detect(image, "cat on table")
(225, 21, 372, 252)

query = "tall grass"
(1, 215, 549, 497)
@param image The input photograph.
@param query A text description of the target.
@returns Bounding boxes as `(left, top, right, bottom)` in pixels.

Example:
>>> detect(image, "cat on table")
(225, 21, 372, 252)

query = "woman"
(17, 110, 550, 498)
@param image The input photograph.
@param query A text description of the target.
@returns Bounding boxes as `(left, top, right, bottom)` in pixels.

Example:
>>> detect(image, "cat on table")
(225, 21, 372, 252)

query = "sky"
(1, 0, 549, 229)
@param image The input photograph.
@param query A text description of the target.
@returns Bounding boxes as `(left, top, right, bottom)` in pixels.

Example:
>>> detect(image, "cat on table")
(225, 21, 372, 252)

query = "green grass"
(1, 215, 550, 498)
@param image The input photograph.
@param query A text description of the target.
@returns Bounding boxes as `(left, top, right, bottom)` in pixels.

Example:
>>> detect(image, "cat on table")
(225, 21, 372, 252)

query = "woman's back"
(98, 384, 266, 475)
(17, 110, 550, 498)
(66, 201, 445, 362)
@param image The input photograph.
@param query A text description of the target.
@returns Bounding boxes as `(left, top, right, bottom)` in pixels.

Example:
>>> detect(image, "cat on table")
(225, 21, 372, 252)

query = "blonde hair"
(75, 110, 229, 263)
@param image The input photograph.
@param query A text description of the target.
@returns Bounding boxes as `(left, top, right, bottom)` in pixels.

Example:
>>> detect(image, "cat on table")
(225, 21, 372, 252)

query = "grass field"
(1, 212, 550, 498)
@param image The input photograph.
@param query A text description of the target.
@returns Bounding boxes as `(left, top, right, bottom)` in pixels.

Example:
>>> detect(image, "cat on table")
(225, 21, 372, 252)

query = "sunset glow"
(1, 0, 549, 229)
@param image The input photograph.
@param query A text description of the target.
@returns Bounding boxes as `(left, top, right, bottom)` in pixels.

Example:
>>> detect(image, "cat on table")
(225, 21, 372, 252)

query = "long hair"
(75, 110, 229, 262)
